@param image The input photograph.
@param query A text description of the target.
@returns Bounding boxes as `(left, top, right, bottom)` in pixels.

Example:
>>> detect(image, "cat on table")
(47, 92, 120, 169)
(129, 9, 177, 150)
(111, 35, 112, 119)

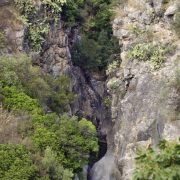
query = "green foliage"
(128, 42, 175, 69)
(129, 25, 144, 37)
(103, 97, 111, 107)
(32, 114, 99, 170)
(106, 60, 120, 75)
(72, 32, 119, 70)
(133, 139, 180, 180)
(72, 35, 102, 69)
(0, 144, 37, 180)
(61, 0, 85, 27)
(14, 0, 66, 51)
(0, 54, 99, 177)
(32, 127, 58, 152)
(64, 0, 119, 70)
(2, 86, 41, 113)
(28, 23, 50, 51)
(42, 147, 73, 180)
(0, 55, 74, 113)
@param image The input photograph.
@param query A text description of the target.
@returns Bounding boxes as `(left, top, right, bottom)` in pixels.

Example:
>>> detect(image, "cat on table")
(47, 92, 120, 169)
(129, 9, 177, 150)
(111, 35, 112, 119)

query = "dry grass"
(112, 0, 145, 19)
(127, 0, 145, 11)
(0, 106, 32, 144)
(112, 6, 127, 19)
(0, 5, 23, 31)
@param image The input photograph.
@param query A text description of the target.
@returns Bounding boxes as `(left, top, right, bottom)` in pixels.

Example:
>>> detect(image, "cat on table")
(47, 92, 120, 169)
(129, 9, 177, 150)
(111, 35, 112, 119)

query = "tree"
(42, 147, 73, 180)
(0, 144, 37, 180)
(133, 139, 180, 180)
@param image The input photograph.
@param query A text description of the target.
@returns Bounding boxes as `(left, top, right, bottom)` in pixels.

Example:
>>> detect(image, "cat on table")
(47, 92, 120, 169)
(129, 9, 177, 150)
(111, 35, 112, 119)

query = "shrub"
(2, 86, 41, 113)
(14, 0, 66, 51)
(107, 77, 119, 90)
(0, 144, 37, 179)
(106, 60, 120, 75)
(128, 42, 175, 69)
(31, 112, 99, 172)
(32, 127, 58, 152)
(0, 55, 75, 113)
(34, 115, 99, 170)
(72, 35, 102, 70)
(133, 139, 180, 180)
(64, 0, 120, 70)
(72, 32, 119, 70)
(42, 147, 73, 180)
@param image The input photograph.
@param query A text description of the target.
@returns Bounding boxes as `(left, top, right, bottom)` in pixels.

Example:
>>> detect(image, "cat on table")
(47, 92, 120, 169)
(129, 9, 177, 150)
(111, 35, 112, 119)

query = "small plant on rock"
(128, 42, 176, 69)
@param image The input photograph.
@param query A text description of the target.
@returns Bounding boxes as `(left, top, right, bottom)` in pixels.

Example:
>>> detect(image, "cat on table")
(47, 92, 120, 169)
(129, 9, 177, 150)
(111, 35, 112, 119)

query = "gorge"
(0, 0, 180, 180)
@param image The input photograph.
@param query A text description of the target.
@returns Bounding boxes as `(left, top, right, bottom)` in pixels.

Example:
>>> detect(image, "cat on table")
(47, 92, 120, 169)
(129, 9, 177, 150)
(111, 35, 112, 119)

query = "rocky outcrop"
(0, 2, 25, 54)
(92, 0, 180, 179)
(0, 1, 111, 166)
(34, 23, 111, 160)
(1, 1, 179, 179)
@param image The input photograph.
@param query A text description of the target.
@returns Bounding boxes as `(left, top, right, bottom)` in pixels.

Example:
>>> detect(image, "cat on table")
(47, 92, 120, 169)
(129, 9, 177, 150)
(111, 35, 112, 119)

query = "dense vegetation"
(64, 0, 120, 70)
(13, 0, 120, 70)
(0, 55, 99, 179)
(0, 0, 120, 178)
(133, 139, 180, 180)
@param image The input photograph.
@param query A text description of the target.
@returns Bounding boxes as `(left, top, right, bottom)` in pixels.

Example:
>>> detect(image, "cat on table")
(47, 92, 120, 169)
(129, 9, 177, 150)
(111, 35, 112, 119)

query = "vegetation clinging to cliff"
(64, 0, 120, 71)
(133, 139, 180, 180)
(14, 0, 66, 51)
(0, 55, 99, 179)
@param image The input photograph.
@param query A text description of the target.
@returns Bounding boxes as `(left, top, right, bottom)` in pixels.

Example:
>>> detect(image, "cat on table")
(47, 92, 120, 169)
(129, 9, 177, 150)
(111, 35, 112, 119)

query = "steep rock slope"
(0, 0, 111, 164)
(91, 0, 180, 179)
(33, 24, 111, 158)
(1, 0, 179, 179)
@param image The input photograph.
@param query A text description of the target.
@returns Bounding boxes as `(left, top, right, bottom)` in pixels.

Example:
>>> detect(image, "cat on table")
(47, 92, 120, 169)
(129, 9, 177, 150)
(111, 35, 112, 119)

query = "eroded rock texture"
(92, 0, 180, 179)
(34, 24, 111, 157)
(1, 1, 179, 179)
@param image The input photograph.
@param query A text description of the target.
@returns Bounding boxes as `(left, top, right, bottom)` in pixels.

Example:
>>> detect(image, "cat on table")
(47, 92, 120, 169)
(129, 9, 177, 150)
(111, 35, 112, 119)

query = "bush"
(128, 43, 175, 69)
(72, 35, 102, 70)
(42, 147, 73, 180)
(14, 0, 66, 51)
(106, 60, 120, 75)
(2, 86, 41, 113)
(72, 32, 119, 70)
(0, 144, 37, 179)
(32, 115, 99, 171)
(64, 0, 119, 70)
(133, 139, 180, 180)
(0, 55, 75, 113)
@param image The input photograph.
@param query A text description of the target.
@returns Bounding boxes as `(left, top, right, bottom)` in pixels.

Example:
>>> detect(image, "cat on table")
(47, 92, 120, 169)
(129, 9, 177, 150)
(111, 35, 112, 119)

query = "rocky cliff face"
(32, 24, 111, 160)
(0, 0, 110, 163)
(91, 0, 180, 179)
(1, 0, 179, 179)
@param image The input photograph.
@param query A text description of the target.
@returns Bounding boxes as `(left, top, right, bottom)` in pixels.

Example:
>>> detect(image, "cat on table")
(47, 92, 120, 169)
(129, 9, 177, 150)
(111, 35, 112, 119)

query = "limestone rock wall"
(91, 0, 180, 179)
